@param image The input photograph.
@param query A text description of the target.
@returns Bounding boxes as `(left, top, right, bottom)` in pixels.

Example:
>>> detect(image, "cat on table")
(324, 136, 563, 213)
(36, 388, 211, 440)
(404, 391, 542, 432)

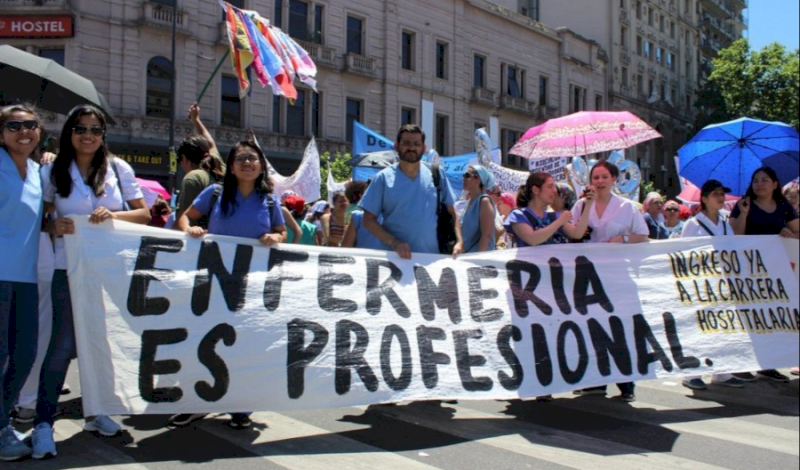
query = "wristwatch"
(622, 235, 630, 244)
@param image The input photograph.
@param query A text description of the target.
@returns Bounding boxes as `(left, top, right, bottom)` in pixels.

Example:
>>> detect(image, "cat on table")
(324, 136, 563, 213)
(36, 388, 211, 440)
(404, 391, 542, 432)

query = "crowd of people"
(1, 105, 798, 462)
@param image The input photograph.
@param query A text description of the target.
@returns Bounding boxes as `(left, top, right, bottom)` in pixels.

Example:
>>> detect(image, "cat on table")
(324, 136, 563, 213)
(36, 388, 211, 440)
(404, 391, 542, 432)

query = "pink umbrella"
(510, 111, 662, 159)
(136, 178, 170, 207)
(677, 180, 739, 205)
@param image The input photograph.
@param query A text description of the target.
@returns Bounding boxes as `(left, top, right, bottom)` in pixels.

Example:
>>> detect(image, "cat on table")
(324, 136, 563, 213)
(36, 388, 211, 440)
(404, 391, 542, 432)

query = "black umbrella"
(0, 45, 116, 124)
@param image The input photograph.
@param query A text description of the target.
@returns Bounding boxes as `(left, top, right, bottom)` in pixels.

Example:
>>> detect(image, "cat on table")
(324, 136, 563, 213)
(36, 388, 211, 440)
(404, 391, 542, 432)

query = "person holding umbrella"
(33, 105, 150, 459)
(679, 180, 745, 390)
(0, 104, 43, 461)
(570, 161, 649, 401)
(728, 166, 799, 383)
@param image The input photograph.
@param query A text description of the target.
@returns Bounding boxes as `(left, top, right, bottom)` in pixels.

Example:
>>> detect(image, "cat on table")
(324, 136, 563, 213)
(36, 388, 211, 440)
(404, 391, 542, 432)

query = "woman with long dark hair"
(570, 161, 648, 402)
(728, 166, 799, 383)
(34, 105, 150, 459)
(174, 140, 286, 429)
(504, 172, 593, 247)
(0, 104, 44, 461)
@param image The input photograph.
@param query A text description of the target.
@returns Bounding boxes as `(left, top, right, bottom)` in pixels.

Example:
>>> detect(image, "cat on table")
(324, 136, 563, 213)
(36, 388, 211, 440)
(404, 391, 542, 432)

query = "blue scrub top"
(460, 194, 495, 253)
(504, 208, 569, 247)
(0, 148, 42, 283)
(359, 163, 455, 255)
(192, 184, 285, 239)
(350, 210, 389, 250)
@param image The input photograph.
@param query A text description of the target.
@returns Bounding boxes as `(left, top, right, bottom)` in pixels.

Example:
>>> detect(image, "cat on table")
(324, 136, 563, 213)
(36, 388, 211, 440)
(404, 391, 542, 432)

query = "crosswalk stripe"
(544, 393, 799, 455)
(54, 420, 151, 469)
(363, 404, 733, 470)
(635, 379, 800, 416)
(195, 412, 443, 470)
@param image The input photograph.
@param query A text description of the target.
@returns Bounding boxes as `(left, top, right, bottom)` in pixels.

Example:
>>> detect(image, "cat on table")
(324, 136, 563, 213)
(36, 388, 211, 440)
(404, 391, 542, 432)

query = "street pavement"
(10, 365, 799, 470)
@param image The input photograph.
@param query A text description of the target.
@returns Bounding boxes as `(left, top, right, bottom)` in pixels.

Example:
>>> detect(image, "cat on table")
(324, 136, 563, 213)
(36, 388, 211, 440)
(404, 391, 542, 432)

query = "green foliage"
(639, 180, 664, 201)
(694, 39, 800, 133)
(320, 151, 352, 200)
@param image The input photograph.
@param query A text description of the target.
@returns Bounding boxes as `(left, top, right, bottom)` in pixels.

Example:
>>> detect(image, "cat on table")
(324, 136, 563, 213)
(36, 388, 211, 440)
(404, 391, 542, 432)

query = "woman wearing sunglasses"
(0, 105, 44, 461)
(662, 200, 685, 238)
(641, 192, 669, 240)
(33, 105, 150, 460)
(173, 141, 286, 430)
(460, 165, 497, 252)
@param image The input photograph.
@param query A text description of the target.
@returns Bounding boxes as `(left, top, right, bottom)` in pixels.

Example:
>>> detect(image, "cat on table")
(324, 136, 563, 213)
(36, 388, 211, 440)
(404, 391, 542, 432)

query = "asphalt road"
(10, 365, 799, 470)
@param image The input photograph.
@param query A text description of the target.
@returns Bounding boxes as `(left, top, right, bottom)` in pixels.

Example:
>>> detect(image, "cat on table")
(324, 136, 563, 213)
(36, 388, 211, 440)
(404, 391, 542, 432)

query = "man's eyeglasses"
(4, 120, 39, 132)
(234, 154, 260, 164)
(462, 171, 479, 179)
(73, 125, 104, 136)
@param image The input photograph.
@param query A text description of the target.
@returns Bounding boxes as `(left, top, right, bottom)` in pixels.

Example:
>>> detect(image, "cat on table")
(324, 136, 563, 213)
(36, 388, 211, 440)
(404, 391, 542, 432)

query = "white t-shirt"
(42, 158, 143, 270)
(570, 193, 649, 243)
(680, 212, 733, 238)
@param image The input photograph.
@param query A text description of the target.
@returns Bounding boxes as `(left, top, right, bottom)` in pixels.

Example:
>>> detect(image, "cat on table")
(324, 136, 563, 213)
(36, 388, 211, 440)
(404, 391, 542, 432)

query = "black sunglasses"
(463, 171, 479, 179)
(665, 207, 679, 212)
(73, 125, 104, 136)
(4, 120, 39, 132)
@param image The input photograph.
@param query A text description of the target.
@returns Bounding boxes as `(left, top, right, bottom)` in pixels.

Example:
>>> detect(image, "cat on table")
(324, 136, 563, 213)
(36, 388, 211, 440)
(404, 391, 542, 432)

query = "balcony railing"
(344, 53, 375, 76)
(296, 39, 338, 70)
(471, 87, 496, 106)
(0, 0, 69, 8)
(500, 95, 535, 115)
(143, 2, 185, 29)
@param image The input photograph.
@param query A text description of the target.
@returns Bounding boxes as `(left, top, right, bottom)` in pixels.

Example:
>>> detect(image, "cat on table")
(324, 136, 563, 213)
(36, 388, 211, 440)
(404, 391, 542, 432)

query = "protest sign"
(65, 220, 799, 415)
(528, 157, 568, 182)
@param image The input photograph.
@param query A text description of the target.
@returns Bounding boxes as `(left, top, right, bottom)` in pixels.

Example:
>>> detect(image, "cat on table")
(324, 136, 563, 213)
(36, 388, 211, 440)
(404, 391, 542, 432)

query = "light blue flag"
(353, 121, 394, 157)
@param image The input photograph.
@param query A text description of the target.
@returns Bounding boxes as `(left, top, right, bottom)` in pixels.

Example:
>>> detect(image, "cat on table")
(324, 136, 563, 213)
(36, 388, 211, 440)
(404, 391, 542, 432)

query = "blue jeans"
(0, 281, 38, 428)
(35, 270, 76, 426)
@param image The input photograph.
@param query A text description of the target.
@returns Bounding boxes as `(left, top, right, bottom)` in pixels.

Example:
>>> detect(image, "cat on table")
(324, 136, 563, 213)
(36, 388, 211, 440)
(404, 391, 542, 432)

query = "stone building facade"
(3, 0, 606, 186)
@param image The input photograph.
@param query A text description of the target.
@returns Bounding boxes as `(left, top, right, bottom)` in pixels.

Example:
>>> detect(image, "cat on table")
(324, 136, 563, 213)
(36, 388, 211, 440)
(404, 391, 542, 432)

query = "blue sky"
(746, 1, 799, 51)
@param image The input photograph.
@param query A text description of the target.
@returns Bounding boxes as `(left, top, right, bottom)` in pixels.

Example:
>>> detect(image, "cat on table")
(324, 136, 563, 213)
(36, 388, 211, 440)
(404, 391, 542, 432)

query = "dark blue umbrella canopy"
(678, 117, 798, 195)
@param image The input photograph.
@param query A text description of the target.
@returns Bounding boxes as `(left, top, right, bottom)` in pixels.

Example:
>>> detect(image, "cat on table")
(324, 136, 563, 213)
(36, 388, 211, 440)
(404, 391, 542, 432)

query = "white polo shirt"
(42, 158, 142, 270)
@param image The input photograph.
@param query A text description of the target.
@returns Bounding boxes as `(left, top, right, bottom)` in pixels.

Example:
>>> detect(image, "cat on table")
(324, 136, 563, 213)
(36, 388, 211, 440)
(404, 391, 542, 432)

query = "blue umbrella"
(678, 117, 799, 196)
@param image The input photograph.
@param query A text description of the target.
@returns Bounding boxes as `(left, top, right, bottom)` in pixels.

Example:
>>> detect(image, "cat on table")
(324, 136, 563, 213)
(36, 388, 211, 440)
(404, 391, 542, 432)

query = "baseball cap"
(284, 195, 306, 215)
(499, 192, 517, 208)
(700, 179, 731, 198)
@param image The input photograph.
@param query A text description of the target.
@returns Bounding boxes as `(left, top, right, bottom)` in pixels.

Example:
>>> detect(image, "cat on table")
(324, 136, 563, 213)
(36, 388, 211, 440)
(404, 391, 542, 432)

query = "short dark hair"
(178, 135, 211, 166)
(396, 124, 425, 144)
(344, 180, 368, 205)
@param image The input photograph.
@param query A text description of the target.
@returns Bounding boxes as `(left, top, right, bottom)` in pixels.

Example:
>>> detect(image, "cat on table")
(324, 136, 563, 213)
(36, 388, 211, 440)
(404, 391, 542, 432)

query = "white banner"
(64, 220, 800, 416)
(268, 137, 321, 202)
(528, 156, 568, 182)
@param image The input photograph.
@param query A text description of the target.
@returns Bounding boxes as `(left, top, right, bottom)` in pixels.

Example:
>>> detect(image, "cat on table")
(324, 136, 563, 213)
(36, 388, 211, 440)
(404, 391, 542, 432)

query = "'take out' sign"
(0, 16, 74, 38)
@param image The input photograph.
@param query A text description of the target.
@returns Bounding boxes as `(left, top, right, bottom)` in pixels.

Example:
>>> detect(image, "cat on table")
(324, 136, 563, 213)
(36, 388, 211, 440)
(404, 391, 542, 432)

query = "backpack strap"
(695, 217, 716, 236)
(110, 158, 130, 211)
(431, 162, 442, 215)
(207, 184, 222, 218)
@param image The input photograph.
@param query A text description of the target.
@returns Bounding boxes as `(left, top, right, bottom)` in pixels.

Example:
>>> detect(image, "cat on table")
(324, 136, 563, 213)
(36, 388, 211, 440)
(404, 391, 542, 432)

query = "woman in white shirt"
(680, 180, 745, 390)
(570, 161, 649, 402)
(33, 105, 150, 460)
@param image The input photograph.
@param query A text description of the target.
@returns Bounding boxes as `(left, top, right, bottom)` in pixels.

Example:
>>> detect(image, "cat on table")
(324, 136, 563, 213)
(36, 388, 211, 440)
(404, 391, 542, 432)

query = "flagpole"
(197, 49, 231, 103)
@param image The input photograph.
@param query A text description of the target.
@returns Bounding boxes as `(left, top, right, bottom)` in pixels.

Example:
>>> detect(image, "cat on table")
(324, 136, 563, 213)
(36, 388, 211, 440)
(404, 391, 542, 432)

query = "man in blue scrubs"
(359, 124, 463, 259)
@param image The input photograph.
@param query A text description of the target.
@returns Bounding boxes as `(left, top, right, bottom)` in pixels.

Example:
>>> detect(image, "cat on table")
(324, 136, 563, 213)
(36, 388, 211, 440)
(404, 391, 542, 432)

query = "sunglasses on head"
(73, 125, 104, 136)
(4, 120, 39, 132)
(463, 171, 479, 179)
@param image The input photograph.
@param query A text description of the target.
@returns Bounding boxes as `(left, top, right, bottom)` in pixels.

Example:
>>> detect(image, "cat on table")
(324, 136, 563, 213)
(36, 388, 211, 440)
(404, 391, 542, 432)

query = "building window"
(648, 8, 653, 26)
(636, 36, 643, 55)
(287, 89, 306, 136)
(660, 83, 666, 101)
(221, 75, 242, 127)
(644, 41, 651, 59)
(288, 0, 309, 41)
(671, 87, 677, 104)
(345, 98, 362, 142)
(620, 0, 626, 8)
(519, 0, 539, 20)
(313, 5, 324, 43)
(636, 1, 642, 19)
(621, 67, 629, 87)
(152, 0, 176, 6)
(401, 107, 416, 126)
(570, 85, 585, 112)
(656, 47, 662, 65)
(670, 21, 676, 38)
(504, 64, 525, 98)
(621, 26, 627, 47)
(146, 56, 172, 118)
(660, 15, 665, 32)
(539, 76, 548, 106)
(272, 95, 281, 133)
(473, 54, 486, 88)
(346, 15, 363, 55)
(637, 74, 643, 95)
(312, 92, 321, 137)
(501, 129, 522, 168)
(222, 0, 244, 20)
(38, 48, 65, 66)
(435, 114, 449, 156)
(595, 94, 603, 111)
(274, 0, 283, 29)
(435, 41, 448, 80)
(401, 31, 415, 71)
(648, 79, 654, 97)
(666, 52, 674, 70)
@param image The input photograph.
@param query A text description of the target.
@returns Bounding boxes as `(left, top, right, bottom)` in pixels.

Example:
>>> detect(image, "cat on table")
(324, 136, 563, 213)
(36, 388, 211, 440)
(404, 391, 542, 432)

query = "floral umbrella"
(509, 111, 662, 159)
